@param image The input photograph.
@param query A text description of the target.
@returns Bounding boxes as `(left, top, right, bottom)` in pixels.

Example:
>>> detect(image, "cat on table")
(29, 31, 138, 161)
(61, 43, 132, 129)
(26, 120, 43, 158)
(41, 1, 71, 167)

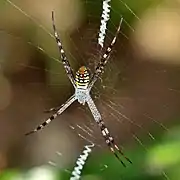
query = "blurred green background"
(0, 0, 180, 179)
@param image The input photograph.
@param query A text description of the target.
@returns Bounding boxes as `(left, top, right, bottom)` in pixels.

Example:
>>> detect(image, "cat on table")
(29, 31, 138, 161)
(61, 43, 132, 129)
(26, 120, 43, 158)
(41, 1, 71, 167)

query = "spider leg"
(44, 94, 76, 113)
(52, 11, 76, 88)
(99, 121, 132, 165)
(86, 95, 132, 166)
(88, 17, 123, 90)
(25, 95, 76, 136)
(114, 145, 132, 164)
(44, 106, 64, 113)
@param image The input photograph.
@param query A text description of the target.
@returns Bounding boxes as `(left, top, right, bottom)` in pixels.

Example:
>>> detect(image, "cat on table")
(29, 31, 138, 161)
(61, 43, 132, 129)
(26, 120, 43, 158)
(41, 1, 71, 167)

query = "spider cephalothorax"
(25, 11, 132, 167)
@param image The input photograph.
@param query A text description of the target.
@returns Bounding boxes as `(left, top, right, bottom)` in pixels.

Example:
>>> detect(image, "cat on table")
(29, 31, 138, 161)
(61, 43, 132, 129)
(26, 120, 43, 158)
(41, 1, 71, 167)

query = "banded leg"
(25, 95, 76, 136)
(52, 11, 76, 87)
(44, 105, 64, 113)
(88, 17, 123, 90)
(87, 95, 132, 166)
(97, 120, 132, 167)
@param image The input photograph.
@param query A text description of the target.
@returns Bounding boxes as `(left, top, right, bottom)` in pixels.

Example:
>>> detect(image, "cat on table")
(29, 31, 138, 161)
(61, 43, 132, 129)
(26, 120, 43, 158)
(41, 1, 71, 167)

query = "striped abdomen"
(75, 66, 90, 89)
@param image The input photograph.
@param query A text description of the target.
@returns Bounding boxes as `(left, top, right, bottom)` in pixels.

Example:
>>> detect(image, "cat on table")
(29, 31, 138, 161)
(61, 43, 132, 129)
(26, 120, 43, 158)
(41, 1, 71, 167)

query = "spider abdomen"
(75, 66, 90, 89)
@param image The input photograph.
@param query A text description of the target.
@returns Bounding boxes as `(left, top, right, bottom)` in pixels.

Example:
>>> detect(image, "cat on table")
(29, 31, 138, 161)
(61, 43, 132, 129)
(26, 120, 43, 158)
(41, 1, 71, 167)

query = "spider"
(25, 11, 132, 167)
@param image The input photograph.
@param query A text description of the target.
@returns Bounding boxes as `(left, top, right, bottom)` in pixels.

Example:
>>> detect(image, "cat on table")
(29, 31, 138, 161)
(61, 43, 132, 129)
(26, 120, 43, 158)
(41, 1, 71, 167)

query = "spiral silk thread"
(98, 0, 111, 48)
(70, 144, 94, 180)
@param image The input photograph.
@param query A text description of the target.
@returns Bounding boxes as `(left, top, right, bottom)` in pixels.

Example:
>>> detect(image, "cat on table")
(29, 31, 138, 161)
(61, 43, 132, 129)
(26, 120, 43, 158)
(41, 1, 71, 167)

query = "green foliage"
(1, 125, 180, 180)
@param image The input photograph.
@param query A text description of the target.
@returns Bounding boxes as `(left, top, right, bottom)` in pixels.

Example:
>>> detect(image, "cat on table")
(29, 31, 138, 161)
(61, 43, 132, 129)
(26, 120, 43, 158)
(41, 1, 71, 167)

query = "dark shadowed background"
(0, 0, 180, 179)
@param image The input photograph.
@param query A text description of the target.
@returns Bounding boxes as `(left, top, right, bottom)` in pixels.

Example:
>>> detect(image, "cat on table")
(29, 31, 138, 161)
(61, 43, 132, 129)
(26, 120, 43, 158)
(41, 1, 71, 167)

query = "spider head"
(75, 66, 90, 89)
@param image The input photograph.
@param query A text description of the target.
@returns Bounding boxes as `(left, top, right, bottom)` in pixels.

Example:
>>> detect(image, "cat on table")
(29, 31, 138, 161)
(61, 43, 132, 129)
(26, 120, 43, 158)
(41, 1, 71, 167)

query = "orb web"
(1, 0, 180, 179)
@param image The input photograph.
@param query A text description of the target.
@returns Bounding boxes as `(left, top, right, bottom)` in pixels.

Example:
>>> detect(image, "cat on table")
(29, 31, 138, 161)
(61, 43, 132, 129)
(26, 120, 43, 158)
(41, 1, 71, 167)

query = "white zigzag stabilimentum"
(98, 0, 111, 48)
(70, 144, 94, 180)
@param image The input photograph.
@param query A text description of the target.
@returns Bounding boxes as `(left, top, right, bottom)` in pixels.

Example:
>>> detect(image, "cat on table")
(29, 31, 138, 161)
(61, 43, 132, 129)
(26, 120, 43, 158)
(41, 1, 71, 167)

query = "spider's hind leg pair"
(25, 11, 132, 166)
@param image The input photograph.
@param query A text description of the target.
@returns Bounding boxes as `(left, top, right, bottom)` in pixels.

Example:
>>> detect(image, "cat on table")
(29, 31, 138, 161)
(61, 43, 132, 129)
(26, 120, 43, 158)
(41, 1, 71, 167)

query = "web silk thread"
(98, 0, 111, 48)
(70, 144, 94, 180)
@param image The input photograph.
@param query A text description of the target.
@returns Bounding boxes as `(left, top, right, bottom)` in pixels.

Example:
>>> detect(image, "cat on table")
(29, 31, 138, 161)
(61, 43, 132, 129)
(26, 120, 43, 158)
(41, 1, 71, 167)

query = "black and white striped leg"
(25, 95, 76, 136)
(44, 106, 61, 113)
(52, 11, 76, 87)
(87, 96, 131, 166)
(88, 17, 123, 90)
(98, 120, 132, 166)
